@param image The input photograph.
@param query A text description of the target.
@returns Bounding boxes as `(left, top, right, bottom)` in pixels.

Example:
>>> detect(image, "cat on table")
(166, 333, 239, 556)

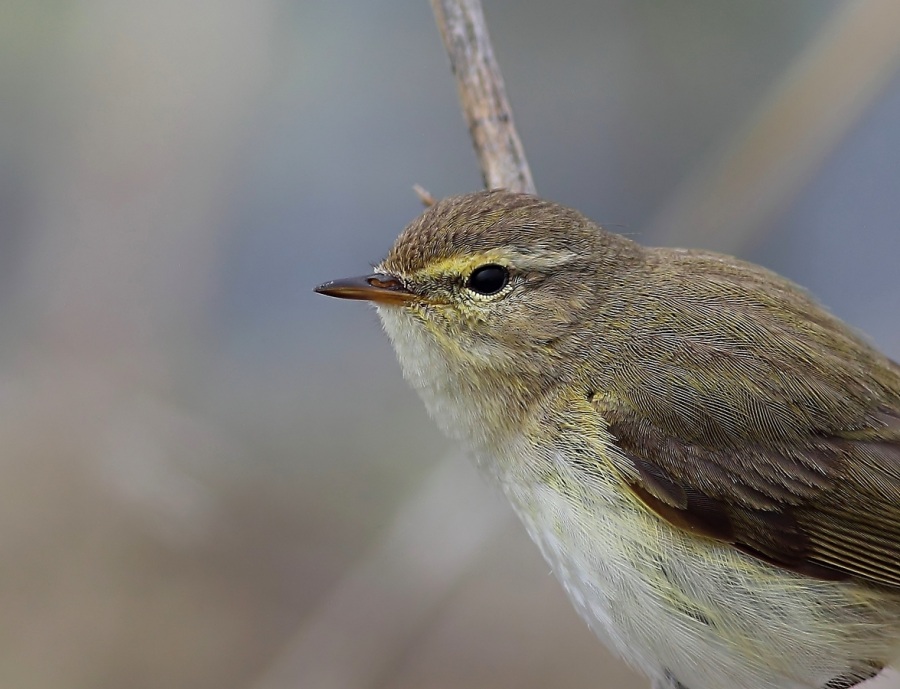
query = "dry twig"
(430, 0, 536, 194)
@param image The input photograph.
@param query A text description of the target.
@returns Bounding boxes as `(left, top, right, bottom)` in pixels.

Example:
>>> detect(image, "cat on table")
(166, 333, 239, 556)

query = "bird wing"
(590, 262, 900, 587)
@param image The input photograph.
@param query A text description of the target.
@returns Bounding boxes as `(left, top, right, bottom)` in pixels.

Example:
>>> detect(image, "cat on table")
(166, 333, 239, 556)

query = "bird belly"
(488, 440, 900, 689)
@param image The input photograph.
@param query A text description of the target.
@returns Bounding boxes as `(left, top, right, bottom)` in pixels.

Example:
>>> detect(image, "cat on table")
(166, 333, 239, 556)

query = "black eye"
(467, 264, 509, 295)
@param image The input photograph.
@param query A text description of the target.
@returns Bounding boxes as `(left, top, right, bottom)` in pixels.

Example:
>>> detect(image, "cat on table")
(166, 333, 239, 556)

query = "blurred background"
(1, 1, 899, 688)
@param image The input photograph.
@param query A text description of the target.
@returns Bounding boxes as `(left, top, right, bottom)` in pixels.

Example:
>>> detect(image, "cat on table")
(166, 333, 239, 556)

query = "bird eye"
(467, 264, 509, 295)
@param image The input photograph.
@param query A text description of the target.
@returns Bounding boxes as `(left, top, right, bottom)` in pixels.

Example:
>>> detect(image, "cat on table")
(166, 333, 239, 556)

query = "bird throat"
(376, 304, 543, 450)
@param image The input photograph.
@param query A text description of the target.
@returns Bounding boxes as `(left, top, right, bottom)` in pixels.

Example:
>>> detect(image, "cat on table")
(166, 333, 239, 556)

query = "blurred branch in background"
(248, 455, 510, 689)
(647, 0, 900, 255)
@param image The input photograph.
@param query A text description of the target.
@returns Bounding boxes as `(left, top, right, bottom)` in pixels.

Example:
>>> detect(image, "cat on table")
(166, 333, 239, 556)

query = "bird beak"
(314, 273, 416, 305)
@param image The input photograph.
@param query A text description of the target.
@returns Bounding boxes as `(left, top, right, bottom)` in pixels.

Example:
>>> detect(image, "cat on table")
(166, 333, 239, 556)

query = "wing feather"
(589, 251, 900, 587)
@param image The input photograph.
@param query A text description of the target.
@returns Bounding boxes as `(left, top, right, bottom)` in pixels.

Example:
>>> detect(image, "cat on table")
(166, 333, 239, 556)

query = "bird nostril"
(367, 275, 403, 290)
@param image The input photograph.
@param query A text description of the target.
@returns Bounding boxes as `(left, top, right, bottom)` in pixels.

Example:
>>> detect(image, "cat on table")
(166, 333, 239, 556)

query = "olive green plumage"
(318, 189, 900, 689)
(386, 189, 900, 589)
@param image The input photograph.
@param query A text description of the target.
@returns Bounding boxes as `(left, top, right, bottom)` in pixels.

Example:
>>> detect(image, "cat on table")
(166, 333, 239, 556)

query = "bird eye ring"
(467, 264, 510, 295)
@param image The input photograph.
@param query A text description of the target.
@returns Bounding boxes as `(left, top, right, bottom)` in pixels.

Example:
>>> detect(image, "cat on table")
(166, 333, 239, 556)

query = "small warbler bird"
(315, 190, 900, 689)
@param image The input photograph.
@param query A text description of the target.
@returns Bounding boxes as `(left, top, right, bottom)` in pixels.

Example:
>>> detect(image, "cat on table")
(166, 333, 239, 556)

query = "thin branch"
(430, 0, 536, 194)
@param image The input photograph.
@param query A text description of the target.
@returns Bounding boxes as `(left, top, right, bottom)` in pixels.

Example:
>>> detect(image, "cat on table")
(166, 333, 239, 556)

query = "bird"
(315, 189, 900, 689)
